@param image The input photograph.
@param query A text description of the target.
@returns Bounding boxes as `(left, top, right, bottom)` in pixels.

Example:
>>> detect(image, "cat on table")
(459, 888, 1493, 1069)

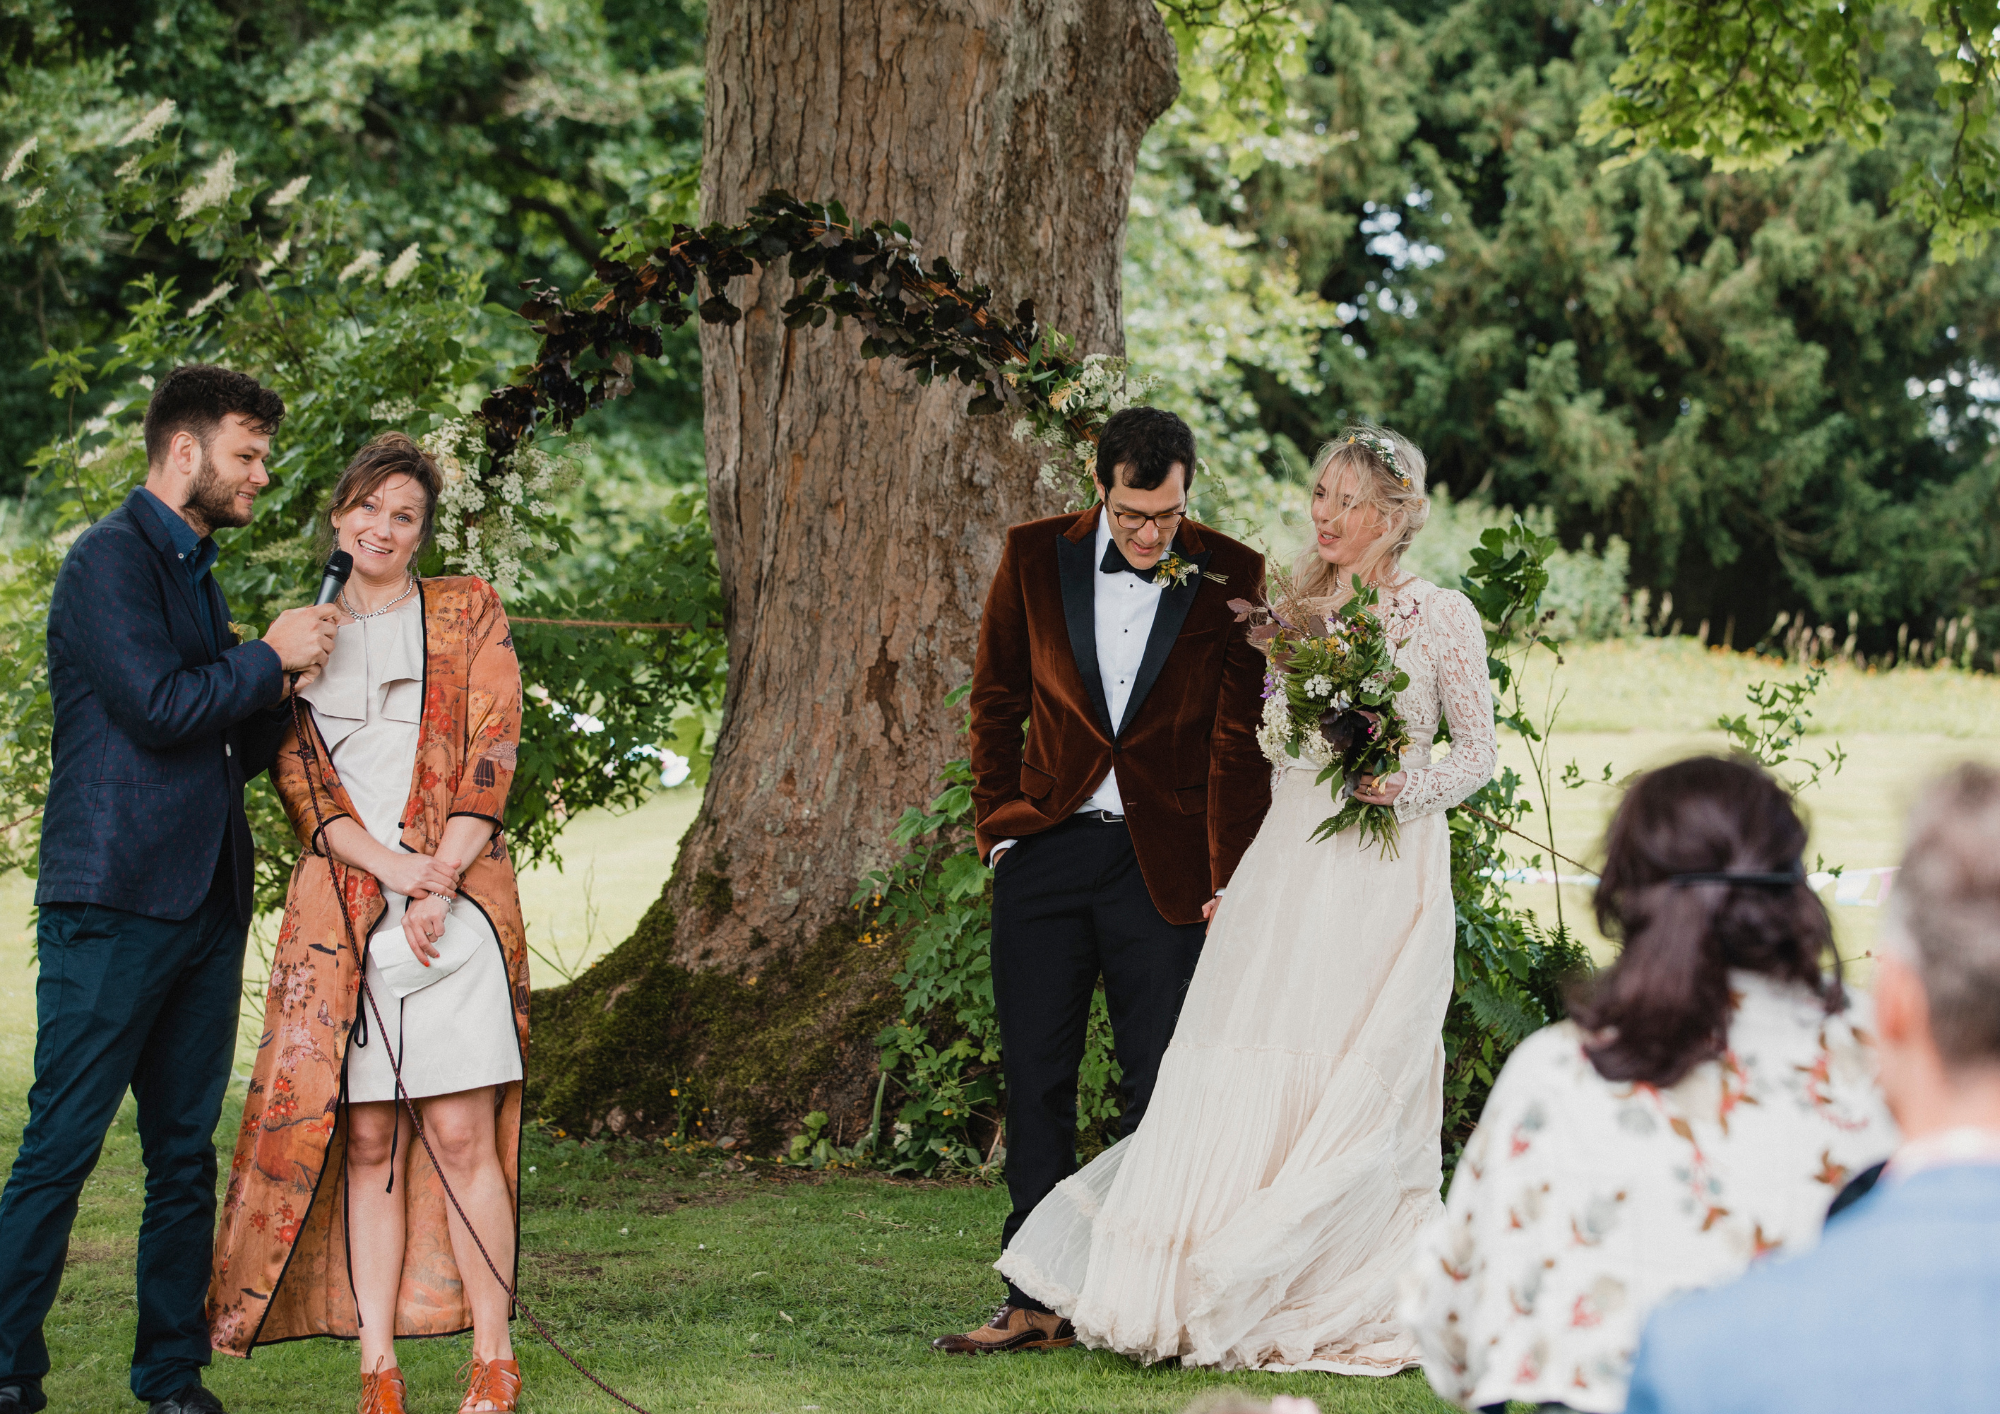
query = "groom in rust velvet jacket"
(934, 407, 1270, 1354)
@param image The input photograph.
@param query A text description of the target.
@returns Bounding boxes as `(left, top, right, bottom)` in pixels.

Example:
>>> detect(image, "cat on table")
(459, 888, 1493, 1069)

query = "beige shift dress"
(299, 594, 522, 1102)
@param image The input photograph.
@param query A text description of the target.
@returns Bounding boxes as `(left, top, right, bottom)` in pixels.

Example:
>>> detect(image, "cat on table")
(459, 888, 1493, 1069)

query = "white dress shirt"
(990, 514, 1168, 865)
(1083, 510, 1166, 813)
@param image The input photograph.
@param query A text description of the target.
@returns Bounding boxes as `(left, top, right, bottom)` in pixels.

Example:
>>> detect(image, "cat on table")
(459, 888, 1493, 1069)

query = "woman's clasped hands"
(361, 849, 461, 967)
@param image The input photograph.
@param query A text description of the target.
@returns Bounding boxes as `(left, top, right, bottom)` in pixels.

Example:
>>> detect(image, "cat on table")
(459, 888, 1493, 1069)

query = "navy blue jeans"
(0, 874, 245, 1404)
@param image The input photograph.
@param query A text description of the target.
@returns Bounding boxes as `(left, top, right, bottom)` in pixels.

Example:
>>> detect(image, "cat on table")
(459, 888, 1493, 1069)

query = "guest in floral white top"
(1403, 756, 1896, 1413)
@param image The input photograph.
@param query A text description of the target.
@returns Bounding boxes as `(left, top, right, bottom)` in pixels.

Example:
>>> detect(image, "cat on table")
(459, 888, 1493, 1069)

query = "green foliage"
(1404, 491, 1635, 642)
(0, 120, 724, 897)
(1156, 0, 1314, 152)
(0, 0, 708, 494)
(1715, 666, 1848, 795)
(854, 744, 1128, 1177)
(1587, 0, 2000, 262)
(1584, 0, 1899, 176)
(849, 687, 1123, 1177)
(1440, 519, 1596, 1170)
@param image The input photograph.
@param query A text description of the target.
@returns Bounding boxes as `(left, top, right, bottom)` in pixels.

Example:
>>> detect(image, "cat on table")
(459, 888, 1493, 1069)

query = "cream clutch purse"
(367, 896, 484, 1000)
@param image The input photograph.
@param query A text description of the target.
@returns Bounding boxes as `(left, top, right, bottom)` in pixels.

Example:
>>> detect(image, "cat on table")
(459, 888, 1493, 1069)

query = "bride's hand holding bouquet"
(1232, 574, 1416, 856)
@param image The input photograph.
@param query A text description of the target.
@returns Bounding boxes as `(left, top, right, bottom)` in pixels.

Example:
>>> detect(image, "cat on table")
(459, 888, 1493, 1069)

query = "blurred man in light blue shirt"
(1625, 763, 2000, 1414)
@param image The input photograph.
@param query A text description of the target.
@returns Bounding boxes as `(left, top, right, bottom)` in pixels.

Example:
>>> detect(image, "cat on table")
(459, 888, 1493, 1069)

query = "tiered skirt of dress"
(997, 764, 1455, 1372)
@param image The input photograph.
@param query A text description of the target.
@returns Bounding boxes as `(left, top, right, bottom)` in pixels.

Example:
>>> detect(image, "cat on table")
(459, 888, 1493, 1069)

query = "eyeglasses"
(1110, 504, 1187, 533)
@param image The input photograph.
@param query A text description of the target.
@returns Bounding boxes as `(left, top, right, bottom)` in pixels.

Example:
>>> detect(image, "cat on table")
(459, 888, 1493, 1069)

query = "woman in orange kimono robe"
(207, 442, 530, 1414)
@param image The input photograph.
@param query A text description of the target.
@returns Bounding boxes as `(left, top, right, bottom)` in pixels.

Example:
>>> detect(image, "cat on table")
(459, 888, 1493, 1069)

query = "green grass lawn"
(0, 882, 1453, 1411)
(3, 639, 1998, 1412)
(1493, 640, 2000, 972)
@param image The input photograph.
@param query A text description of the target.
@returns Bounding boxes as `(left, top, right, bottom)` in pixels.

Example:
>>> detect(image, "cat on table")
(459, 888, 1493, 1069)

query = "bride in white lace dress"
(997, 425, 1495, 1373)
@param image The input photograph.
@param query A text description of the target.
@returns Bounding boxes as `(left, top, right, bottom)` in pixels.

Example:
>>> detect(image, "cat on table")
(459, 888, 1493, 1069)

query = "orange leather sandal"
(457, 1356, 523, 1413)
(359, 1365, 407, 1414)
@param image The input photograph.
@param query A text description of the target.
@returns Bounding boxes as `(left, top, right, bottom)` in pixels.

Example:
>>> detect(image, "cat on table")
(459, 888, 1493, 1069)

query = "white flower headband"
(1344, 429, 1412, 489)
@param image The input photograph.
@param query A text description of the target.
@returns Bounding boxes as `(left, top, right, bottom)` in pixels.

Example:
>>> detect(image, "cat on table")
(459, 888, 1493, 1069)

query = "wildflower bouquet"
(1235, 576, 1414, 856)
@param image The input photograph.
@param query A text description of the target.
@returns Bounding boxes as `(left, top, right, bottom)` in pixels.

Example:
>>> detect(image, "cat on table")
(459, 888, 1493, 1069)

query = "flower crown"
(1344, 429, 1412, 489)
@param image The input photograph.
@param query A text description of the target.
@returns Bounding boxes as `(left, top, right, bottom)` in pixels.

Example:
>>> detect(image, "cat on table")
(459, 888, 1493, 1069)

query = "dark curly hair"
(142, 364, 286, 464)
(1570, 755, 1842, 1086)
(1094, 406, 1196, 493)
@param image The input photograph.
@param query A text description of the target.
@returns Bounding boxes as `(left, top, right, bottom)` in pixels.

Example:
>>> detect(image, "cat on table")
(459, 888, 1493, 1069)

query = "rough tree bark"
(526, 0, 1178, 1147)
(678, 0, 1178, 958)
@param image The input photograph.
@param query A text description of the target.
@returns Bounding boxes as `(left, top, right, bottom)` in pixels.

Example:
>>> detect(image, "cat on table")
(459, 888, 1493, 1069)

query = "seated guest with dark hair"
(0, 366, 341, 1414)
(1403, 756, 1896, 1414)
(1624, 763, 2000, 1414)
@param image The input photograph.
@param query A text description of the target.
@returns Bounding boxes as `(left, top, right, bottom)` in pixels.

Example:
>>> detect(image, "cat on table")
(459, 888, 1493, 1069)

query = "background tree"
(1588, 0, 2000, 262)
(656, 0, 1179, 968)
(1147, 0, 2000, 660)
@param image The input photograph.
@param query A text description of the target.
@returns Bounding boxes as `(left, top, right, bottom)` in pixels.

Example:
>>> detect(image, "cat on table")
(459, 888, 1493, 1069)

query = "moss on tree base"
(525, 890, 904, 1155)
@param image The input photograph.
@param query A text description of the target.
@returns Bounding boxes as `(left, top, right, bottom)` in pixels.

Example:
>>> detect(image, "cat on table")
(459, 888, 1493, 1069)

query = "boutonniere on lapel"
(1152, 553, 1227, 590)
(227, 621, 251, 644)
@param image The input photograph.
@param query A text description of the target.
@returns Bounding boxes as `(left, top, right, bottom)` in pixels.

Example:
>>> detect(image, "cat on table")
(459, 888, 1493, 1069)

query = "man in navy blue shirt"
(0, 366, 340, 1414)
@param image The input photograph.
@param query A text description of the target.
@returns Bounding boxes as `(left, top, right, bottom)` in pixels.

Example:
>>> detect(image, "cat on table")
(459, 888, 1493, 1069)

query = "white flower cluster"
(255, 237, 291, 278)
(176, 149, 236, 220)
(1302, 673, 1333, 699)
(1256, 687, 1333, 771)
(267, 175, 311, 208)
(1008, 353, 1162, 508)
(186, 282, 234, 319)
(369, 397, 420, 422)
(338, 249, 382, 284)
(423, 418, 580, 595)
(3, 137, 36, 183)
(383, 243, 422, 289)
(118, 99, 178, 147)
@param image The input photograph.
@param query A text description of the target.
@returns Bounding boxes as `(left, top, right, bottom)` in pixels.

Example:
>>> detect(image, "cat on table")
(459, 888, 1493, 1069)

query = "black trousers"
(0, 866, 245, 1405)
(989, 813, 1207, 1310)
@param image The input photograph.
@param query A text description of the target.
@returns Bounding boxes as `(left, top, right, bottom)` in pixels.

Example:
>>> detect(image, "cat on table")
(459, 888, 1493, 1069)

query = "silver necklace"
(340, 573, 418, 620)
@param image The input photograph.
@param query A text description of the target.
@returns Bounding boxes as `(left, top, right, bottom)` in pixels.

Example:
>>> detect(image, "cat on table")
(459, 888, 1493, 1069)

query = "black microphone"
(291, 550, 353, 696)
(314, 549, 354, 608)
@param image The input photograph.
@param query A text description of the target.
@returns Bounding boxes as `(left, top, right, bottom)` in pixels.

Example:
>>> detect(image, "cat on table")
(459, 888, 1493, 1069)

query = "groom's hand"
(1201, 894, 1221, 922)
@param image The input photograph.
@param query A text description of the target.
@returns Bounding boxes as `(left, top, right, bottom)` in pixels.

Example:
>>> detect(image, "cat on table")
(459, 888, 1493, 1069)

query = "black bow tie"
(1100, 540, 1166, 579)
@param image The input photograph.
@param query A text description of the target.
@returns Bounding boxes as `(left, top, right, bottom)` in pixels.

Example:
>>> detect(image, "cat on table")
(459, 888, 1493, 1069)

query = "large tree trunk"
(679, 0, 1177, 960)
(524, 0, 1178, 1148)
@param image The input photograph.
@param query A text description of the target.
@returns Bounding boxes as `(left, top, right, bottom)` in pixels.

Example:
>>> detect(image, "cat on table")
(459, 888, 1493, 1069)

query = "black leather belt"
(1073, 809, 1126, 825)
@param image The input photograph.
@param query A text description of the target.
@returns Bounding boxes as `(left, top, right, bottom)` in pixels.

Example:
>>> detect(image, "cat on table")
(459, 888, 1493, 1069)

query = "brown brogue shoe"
(931, 1302, 1077, 1354)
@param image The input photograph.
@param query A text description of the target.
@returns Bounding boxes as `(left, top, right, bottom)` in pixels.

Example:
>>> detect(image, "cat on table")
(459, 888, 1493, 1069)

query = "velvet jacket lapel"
(1056, 508, 1114, 736)
(1059, 507, 1214, 741)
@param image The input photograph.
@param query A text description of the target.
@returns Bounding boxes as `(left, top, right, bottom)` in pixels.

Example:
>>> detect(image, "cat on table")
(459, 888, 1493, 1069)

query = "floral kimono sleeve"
(269, 710, 352, 854)
(448, 579, 522, 830)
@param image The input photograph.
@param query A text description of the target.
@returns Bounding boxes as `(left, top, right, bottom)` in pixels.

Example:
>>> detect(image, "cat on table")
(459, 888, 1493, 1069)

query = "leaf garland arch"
(475, 190, 1142, 506)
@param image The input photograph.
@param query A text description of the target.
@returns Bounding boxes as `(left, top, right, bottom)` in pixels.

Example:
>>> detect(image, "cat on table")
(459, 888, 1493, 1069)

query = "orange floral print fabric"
(207, 577, 529, 1355)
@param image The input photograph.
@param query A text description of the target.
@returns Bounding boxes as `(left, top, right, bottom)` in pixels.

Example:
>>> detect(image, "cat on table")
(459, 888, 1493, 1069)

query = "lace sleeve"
(1395, 587, 1496, 821)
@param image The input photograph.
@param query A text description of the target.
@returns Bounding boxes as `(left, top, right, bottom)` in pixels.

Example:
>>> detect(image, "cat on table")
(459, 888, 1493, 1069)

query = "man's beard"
(183, 448, 253, 533)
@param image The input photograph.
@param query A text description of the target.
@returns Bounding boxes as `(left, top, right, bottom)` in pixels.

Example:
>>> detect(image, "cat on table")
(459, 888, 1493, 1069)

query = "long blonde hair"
(1292, 423, 1431, 601)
